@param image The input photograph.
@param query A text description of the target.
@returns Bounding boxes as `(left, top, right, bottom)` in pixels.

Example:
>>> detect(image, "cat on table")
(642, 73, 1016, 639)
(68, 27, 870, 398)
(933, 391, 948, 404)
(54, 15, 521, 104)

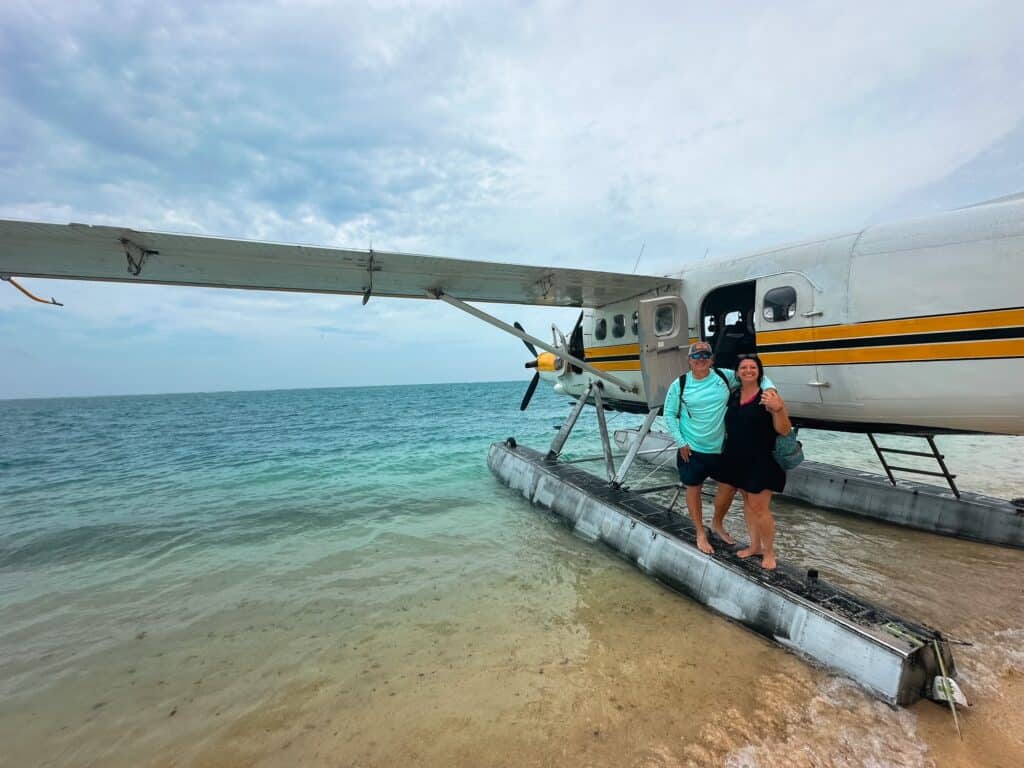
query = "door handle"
(807, 381, 830, 387)
(801, 310, 823, 318)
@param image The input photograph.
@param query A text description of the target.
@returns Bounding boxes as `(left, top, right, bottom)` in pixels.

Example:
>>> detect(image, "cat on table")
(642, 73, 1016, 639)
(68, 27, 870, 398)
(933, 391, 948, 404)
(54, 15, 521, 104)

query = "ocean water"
(1, 382, 1022, 768)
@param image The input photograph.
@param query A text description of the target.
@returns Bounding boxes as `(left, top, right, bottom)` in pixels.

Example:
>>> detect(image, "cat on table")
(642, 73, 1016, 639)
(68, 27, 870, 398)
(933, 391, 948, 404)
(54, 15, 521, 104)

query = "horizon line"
(0, 377, 525, 403)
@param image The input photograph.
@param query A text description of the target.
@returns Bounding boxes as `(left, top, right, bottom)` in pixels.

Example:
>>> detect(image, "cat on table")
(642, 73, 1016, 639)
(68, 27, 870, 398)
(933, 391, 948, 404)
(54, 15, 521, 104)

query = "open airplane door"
(638, 295, 689, 409)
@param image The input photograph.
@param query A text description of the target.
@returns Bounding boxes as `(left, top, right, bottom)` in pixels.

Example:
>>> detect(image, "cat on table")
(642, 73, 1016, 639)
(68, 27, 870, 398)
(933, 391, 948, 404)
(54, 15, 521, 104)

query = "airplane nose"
(533, 352, 558, 372)
(524, 353, 559, 372)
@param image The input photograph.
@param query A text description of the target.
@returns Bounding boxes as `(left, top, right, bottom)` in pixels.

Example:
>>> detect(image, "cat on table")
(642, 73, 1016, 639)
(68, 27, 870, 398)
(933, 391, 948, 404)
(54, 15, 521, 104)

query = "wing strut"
(430, 290, 638, 395)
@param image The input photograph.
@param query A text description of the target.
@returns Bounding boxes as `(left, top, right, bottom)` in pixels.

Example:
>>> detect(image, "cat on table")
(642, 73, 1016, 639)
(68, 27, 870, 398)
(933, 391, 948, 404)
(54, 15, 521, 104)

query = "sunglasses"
(689, 351, 712, 360)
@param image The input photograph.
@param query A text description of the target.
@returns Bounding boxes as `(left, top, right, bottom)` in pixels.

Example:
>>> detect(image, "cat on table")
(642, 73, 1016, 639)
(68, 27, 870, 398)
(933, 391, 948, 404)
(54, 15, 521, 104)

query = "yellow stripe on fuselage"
(760, 338, 1024, 366)
(589, 360, 643, 371)
(582, 309, 1024, 369)
(585, 343, 640, 358)
(757, 308, 1024, 346)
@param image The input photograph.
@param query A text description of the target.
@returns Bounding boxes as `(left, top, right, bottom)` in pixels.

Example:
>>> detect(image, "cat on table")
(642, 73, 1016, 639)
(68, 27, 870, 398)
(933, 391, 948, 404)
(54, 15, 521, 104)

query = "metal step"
(867, 432, 960, 498)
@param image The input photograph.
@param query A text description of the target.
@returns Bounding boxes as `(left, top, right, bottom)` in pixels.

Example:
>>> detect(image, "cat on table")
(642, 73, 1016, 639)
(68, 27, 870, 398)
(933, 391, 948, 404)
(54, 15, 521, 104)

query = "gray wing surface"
(0, 220, 676, 307)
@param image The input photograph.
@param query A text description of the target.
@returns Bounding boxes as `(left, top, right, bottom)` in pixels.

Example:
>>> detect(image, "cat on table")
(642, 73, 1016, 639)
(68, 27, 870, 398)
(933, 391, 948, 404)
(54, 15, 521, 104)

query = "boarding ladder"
(866, 433, 960, 499)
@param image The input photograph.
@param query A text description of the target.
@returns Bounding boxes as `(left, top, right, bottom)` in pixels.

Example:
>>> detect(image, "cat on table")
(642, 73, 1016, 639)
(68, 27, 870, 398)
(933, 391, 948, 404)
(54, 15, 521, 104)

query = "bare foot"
(762, 552, 777, 570)
(736, 547, 762, 559)
(695, 534, 714, 554)
(711, 526, 736, 545)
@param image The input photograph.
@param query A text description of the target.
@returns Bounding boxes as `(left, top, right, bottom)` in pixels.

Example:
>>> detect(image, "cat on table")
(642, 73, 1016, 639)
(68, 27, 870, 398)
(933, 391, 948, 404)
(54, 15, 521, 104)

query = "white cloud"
(473, 2, 1024, 242)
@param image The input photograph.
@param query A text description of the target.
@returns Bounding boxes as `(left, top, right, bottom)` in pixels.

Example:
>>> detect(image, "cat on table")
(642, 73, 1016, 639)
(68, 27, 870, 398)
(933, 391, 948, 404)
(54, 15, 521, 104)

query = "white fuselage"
(554, 197, 1024, 435)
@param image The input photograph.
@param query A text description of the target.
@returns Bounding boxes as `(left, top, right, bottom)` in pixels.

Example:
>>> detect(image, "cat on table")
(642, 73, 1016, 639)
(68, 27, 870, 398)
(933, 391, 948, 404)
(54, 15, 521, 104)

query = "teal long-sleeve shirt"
(662, 369, 776, 454)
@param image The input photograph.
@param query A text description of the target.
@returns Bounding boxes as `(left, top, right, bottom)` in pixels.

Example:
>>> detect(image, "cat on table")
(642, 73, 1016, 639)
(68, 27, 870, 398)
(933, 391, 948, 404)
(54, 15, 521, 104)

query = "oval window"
(654, 305, 675, 336)
(631, 310, 639, 336)
(612, 314, 626, 338)
(763, 286, 797, 322)
(595, 318, 607, 340)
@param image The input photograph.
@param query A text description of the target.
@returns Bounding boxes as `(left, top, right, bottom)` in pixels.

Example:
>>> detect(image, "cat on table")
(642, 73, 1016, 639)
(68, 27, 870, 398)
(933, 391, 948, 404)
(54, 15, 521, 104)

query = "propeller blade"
(567, 310, 585, 373)
(513, 321, 537, 358)
(520, 372, 541, 411)
(571, 310, 584, 335)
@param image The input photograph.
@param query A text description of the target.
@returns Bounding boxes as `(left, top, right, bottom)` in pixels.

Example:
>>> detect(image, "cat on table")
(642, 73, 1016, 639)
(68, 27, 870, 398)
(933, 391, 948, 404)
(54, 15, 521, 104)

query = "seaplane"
(3, 194, 1022, 710)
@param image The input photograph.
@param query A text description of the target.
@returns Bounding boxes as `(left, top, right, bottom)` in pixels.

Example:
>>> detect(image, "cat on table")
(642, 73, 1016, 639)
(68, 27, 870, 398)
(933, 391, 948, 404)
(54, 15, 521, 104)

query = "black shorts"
(717, 451, 787, 494)
(676, 449, 721, 487)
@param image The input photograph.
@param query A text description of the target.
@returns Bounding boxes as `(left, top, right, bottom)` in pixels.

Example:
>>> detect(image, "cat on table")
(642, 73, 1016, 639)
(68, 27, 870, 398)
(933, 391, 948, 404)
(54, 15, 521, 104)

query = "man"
(662, 342, 776, 554)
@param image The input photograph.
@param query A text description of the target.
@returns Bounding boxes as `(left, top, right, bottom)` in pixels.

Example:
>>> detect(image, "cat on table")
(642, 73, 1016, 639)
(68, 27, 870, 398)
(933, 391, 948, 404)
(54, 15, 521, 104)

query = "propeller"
(571, 310, 584, 336)
(520, 370, 541, 411)
(514, 314, 584, 411)
(568, 311, 584, 372)
(514, 321, 541, 411)
(513, 321, 537, 357)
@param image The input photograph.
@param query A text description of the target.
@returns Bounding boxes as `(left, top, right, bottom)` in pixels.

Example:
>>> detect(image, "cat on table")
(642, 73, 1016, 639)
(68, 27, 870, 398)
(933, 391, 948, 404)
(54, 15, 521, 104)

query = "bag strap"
(713, 366, 731, 389)
(678, 367, 733, 415)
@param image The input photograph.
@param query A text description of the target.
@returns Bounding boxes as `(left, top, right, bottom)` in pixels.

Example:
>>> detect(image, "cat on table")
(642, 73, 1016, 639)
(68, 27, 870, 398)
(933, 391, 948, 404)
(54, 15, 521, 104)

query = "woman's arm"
(760, 389, 792, 435)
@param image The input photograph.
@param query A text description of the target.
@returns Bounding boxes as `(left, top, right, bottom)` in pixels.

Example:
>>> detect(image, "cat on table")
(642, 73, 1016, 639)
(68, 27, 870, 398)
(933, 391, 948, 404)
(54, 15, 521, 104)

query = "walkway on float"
(488, 439, 958, 707)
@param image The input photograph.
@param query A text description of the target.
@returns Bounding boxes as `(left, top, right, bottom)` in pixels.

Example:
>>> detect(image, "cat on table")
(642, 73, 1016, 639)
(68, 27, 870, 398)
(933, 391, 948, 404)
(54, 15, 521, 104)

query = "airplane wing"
(0, 219, 676, 307)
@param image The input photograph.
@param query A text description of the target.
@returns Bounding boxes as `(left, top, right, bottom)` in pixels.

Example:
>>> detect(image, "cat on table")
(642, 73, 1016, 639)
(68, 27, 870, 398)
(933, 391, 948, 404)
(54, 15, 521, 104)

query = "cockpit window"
(612, 314, 626, 338)
(595, 317, 607, 340)
(631, 310, 639, 336)
(654, 305, 675, 336)
(763, 286, 797, 323)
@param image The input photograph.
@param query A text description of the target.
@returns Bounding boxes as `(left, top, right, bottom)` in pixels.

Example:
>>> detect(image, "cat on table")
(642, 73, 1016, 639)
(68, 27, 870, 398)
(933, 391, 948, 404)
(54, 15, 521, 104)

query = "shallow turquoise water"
(0, 382, 618, 688)
(1, 382, 1023, 767)
(1, 383, 574, 569)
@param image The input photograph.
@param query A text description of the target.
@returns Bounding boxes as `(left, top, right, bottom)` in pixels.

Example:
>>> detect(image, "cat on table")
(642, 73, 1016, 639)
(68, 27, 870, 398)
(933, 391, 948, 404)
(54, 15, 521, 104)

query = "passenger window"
(595, 318, 607, 340)
(631, 310, 639, 336)
(612, 314, 626, 338)
(763, 287, 797, 322)
(654, 305, 675, 336)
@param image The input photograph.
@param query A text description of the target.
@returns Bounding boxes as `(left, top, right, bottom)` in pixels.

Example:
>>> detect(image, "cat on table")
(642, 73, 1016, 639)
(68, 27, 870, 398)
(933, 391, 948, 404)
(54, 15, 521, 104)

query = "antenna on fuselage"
(632, 242, 646, 273)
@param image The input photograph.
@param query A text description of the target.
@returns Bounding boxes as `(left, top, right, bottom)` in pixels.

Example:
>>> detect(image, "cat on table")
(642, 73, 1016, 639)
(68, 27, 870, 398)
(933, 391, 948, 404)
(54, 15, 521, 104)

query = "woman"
(716, 354, 791, 570)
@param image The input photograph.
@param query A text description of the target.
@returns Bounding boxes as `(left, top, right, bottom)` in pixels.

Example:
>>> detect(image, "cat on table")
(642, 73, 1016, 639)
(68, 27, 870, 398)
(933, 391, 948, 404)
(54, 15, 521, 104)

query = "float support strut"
(612, 408, 661, 487)
(592, 384, 616, 481)
(548, 383, 593, 460)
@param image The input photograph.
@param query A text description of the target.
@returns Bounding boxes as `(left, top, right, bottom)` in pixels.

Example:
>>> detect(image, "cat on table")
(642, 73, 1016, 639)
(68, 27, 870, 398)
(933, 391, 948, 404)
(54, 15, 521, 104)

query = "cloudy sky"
(2, 0, 1023, 398)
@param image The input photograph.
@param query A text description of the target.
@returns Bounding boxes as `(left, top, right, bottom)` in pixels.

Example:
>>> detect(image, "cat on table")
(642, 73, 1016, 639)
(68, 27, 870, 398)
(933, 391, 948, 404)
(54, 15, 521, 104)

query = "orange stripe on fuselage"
(759, 338, 1024, 366)
(585, 343, 640, 358)
(757, 308, 1024, 346)
(588, 360, 643, 371)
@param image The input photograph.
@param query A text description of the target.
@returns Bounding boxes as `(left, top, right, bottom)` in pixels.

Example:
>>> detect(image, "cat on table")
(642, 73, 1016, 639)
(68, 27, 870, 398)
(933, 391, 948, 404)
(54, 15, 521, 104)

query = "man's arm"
(662, 377, 685, 445)
(762, 390, 792, 435)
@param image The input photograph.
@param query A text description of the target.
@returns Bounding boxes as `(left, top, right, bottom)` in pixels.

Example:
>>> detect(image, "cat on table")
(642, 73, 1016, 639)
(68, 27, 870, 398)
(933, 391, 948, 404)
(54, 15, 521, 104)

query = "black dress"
(717, 387, 786, 493)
